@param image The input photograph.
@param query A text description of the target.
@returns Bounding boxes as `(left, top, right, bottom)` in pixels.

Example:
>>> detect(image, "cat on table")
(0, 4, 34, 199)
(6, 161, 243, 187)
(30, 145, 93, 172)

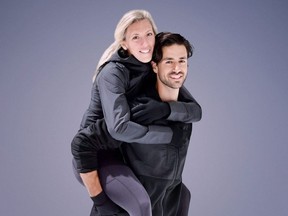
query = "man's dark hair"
(152, 32, 193, 63)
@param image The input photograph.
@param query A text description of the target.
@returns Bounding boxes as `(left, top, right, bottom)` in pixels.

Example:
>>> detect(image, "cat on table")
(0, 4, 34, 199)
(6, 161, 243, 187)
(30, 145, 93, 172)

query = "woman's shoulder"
(100, 60, 128, 74)
(96, 61, 130, 85)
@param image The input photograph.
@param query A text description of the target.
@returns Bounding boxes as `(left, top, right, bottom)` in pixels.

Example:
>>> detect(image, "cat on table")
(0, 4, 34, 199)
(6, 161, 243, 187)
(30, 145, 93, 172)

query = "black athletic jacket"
(71, 49, 202, 172)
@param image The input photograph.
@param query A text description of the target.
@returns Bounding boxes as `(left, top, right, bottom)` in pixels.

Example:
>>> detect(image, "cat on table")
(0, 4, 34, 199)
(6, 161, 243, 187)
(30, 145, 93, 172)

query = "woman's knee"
(99, 164, 152, 216)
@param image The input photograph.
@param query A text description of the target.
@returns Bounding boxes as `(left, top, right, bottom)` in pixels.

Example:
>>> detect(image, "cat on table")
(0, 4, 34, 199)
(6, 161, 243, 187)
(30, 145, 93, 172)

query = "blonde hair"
(92, 9, 158, 82)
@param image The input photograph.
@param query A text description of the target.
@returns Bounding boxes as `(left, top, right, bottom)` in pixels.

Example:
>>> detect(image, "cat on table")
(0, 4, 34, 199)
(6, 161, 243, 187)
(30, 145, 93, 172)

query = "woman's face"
(122, 19, 155, 63)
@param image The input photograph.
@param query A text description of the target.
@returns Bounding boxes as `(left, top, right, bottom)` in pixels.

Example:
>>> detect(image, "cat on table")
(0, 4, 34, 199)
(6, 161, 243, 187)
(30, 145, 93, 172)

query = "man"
(122, 32, 201, 216)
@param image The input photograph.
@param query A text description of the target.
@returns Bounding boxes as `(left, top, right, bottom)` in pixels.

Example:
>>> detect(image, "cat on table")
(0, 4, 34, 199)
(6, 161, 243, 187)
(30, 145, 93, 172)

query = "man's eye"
(132, 36, 139, 40)
(147, 32, 154, 37)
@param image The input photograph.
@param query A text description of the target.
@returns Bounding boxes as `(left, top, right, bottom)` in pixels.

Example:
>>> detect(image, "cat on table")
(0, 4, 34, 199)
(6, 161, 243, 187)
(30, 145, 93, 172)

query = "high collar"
(108, 48, 152, 75)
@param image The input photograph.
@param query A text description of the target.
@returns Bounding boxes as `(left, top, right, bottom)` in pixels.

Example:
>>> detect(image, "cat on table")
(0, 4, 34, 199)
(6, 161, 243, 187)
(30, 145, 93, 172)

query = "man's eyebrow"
(162, 56, 187, 61)
(179, 56, 188, 60)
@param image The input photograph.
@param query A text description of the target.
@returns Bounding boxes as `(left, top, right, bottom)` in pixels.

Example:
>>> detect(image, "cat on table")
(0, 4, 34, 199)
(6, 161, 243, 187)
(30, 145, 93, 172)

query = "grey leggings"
(72, 159, 190, 216)
(73, 158, 151, 216)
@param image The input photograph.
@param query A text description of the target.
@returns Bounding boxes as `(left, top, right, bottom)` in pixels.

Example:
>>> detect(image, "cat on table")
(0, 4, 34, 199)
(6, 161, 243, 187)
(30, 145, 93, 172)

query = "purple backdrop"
(1, 0, 287, 215)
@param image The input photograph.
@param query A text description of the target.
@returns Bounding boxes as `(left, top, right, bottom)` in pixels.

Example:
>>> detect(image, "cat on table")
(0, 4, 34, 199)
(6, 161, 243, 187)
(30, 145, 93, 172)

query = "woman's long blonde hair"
(93, 9, 158, 82)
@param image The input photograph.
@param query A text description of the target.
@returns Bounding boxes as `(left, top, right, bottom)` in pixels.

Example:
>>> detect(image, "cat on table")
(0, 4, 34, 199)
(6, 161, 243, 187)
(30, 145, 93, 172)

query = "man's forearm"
(80, 170, 103, 197)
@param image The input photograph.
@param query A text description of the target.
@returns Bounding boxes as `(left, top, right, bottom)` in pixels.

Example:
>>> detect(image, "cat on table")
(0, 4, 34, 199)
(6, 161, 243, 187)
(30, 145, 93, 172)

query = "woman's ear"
(121, 42, 127, 50)
(151, 61, 158, 73)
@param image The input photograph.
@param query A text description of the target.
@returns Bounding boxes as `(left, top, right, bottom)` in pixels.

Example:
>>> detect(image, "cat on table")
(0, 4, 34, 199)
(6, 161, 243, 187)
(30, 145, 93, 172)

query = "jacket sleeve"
(96, 63, 173, 144)
(167, 85, 202, 123)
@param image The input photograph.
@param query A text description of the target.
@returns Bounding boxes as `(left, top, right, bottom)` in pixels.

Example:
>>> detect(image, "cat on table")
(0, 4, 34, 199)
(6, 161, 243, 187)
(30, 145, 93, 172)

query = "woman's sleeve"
(97, 63, 173, 144)
(167, 85, 202, 123)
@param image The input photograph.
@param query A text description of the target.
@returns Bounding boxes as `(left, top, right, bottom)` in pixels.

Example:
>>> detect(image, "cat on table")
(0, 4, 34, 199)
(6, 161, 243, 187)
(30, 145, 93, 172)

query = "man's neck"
(156, 82, 179, 102)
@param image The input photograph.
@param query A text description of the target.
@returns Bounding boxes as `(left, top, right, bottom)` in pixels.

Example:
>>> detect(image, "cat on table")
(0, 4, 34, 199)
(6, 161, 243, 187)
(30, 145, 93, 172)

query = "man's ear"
(151, 61, 158, 73)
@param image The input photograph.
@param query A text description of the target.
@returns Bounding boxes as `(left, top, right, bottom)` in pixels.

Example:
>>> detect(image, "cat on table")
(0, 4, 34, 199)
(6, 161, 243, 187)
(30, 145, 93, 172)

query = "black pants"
(137, 175, 190, 216)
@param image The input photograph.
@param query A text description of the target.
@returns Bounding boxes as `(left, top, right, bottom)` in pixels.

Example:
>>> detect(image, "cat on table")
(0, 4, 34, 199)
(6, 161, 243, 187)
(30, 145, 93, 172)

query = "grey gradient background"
(1, 0, 287, 215)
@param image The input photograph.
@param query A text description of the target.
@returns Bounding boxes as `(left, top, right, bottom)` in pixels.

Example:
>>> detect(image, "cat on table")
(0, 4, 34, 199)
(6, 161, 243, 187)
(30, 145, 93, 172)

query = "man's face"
(152, 44, 188, 89)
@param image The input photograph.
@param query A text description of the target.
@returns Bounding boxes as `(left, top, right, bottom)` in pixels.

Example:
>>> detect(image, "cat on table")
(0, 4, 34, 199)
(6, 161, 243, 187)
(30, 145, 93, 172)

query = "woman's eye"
(132, 36, 139, 40)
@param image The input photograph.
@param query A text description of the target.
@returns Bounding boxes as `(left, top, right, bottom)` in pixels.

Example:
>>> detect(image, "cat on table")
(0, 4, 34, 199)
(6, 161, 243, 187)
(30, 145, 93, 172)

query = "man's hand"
(130, 97, 171, 125)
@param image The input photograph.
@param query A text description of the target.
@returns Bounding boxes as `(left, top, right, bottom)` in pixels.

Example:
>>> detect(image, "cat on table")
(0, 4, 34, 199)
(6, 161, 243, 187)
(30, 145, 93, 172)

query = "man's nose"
(173, 62, 181, 72)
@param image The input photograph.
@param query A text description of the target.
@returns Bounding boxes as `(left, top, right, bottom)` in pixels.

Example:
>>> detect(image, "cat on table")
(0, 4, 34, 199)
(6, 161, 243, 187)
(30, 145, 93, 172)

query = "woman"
(71, 9, 200, 215)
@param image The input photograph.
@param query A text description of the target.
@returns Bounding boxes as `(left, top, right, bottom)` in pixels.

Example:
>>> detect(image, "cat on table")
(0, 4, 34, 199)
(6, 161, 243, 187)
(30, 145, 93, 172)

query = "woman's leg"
(72, 158, 84, 186)
(98, 154, 152, 216)
(72, 157, 152, 216)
